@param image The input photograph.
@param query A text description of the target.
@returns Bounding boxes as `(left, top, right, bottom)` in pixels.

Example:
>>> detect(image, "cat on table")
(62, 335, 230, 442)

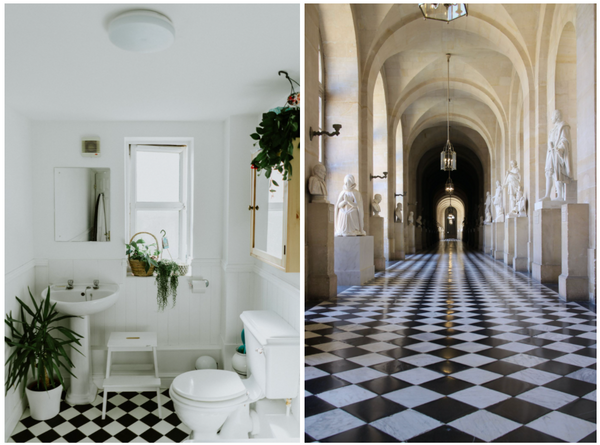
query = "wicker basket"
(128, 232, 159, 277)
(177, 264, 189, 276)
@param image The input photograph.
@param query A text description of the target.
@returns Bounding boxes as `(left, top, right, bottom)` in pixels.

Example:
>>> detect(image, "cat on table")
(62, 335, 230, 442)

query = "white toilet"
(169, 310, 299, 442)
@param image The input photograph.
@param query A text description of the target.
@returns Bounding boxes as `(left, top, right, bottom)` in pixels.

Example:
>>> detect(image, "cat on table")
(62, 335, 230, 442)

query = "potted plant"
(126, 232, 160, 276)
(155, 260, 180, 311)
(5, 287, 83, 420)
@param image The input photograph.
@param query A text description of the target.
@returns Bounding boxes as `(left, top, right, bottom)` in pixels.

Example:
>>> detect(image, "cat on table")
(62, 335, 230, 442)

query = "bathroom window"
(127, 140, 193, 265)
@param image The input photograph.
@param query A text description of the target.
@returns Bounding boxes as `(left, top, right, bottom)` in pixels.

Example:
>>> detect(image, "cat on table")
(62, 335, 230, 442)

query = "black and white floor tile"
(9, 389, 190, 443)
(305, 242, 596, 442)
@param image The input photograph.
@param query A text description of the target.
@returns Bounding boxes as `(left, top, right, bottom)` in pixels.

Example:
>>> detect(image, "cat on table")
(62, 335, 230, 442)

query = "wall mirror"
(55, 167, 111, 242)
(249, 148, 299, 272)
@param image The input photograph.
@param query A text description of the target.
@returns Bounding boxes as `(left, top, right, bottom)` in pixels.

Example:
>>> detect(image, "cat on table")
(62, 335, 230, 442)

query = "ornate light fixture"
(441, 54, 456, 171)
(445, 173, 454, 194)
(419, 4, 468, 23)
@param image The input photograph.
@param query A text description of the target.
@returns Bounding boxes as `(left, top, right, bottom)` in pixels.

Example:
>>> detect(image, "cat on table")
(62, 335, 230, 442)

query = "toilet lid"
(171, 370, 247, 402)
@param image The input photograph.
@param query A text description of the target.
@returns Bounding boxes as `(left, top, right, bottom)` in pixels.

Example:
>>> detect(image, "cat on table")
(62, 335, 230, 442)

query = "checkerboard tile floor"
(9, 389, 190, 443)
(305, 242, 596, 442)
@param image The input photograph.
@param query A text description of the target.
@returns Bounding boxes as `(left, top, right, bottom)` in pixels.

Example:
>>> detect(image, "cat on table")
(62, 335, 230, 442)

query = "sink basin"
(42, 284, 120, 316)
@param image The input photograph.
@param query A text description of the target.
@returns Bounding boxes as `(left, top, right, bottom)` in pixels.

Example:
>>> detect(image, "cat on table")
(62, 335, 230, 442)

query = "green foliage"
(155, 260, 179, 311)
(5, 287, 83, 395)
(250, 107, 300, 181)
(126, 238, 159, 272)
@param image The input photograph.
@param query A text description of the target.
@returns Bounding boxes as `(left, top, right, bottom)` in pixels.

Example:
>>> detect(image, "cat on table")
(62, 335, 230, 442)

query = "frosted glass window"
(136, 151, 180, 202)
(136, 210, 180, 260)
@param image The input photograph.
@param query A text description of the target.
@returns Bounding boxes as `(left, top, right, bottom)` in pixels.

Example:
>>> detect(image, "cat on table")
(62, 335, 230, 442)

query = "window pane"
(137, 151, 180, 202)
(136, 210, 180, 260)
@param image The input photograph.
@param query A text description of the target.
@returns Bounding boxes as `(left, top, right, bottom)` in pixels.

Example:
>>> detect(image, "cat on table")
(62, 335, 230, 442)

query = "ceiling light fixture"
(108, 10, 175, 53)
(445, 173, 454, 194)
(419, 4, 468, 23)
(441, 54, 457, 171)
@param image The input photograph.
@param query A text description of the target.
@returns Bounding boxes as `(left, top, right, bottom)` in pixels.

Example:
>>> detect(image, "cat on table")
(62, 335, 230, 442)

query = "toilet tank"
(240, 310, 299, 400)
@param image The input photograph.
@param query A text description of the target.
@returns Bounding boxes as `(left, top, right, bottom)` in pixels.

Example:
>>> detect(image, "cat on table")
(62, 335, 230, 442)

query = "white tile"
(78, 421, 101, 436)
(305, 331, 321, 339)
(317, 384, 377, 408)
(449, 410, 520, 441)
(534, 332, 571, 341)
(346, 317, 375, 324)
(337, 324, 369, 332)
(399, 353, 444, 367)
(496, 342, 537, 353)
(529, 324, 560, 332)
(336, 367, 386, 384)
(413, 324, 445, 332)
(305, 352, 342, 366)
(508, 368, 561, 385)
(502, 353, 548, 367)
(314, 341, 354, 352)
(374, 324, 406, 332)
(452, 332, 487, 342)
(450, 385, 510, 409)
(347, 353, 393, 366)
(326, 331, 361, 341)
(527, 411, 596, 442)
(305, 367, 329, 380)
(553, 353, 596, 368)
(404, 342, 444, 353)
(517, 386, 577, 410)
(409, 332, 445, 342)
(311, 317, 340, 323)
(305, 409, 365, 441)
(450, 353, 496, 367)
(392, 368, 444, 385)
(543, 342, 584, 353)
(566, 368, 596, 384)
(582, 390, 596, 401)
(371, 409, 442, 441)
(357, 341, 397, 353)
(383, 386, 443, 408)
(452, 368, 502, 385)
(450, 342, 491, 353)
(367, 332, 402, 341)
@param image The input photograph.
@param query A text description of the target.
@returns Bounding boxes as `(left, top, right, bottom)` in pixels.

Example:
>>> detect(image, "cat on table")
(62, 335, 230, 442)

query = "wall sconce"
(370, 172, 388, 181)
(395, 192, 404, 197)
(309, 124, 342, 141)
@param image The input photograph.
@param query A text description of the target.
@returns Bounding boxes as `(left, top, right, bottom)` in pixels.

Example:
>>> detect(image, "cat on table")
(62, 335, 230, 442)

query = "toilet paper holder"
(191, 278, 209, 292)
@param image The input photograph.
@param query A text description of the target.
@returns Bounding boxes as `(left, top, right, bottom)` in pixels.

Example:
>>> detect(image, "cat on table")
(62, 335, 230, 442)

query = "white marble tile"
(568, 324, 596, 332)
(305, 366, 330, 381)
(305, 352, 342, 366)
(404, 342, 444, 353)
(347, 353, 393, 367)
(577, 332, 597, 340)
(528, 324, 560, 332)
(357, 341, 397, 353)
(336, 324, 369, 331)
(451, 353, 496, 367)
(321, 311, 349, 317)
(371, 409, 442, 441)
(305, 331, 321, 339)
(516, 386, 577, 410)
(527, 411, 596, 442)
(566, 368, 596, 384)
(508, 368, 561, 385)
(493, 332, 529, 342)
(311, 316, 340, 323)
(336, 367, 386, 384)
(317, 384, 377, 408)
(543, 342, 584, 353)
(452, 368, 502, 385)
(380, 317, 410, 324)
(496, 342, 537, 353)
(413, 324, 445, 332)
(383, 386, 443, 408)
(450, 385, 510, 409)
(409, 332, 445, 342)
(374, 324, 406, 332)
(367, 332, 402, 341)
(355, 311, 380, 317)
(553, 353, 596, 368)
(305, 390, 312, 397)
(557, 317, 588, 324)
(582, 390, 596, 401)
(491, 324, 523, 332)
(391, 368, 444, 385)
(502, 353, 548, 367)
(452, 332, 487, 342)
(451, 342, 491, 353)
(453, 324, 485, 333)
(314, 341, 355, 352)
(305, 409, 365, 440)
(449, 410, 520, 442)
(487, 317, 517, 325)
(346, 317, 376, 324)
(399, 353, 444, 367)
(326, 331, 361, 341)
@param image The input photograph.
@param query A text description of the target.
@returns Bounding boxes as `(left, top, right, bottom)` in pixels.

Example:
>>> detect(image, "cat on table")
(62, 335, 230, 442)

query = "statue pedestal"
(394, 222, 405, 260)
(513, 216, 529, 271)
(494, 222, 505, 260)
(406, 224, 415, 254)
(483, 224, 493, 255)
(532, 200, 562, 283)
(415, 226, 423, 251)
(307, 203, 338, 301)
(559, 204, 589, 301)
(504, 216, 516, 265)
(371, 216, 385, 271)
(334, 236, 375, 286)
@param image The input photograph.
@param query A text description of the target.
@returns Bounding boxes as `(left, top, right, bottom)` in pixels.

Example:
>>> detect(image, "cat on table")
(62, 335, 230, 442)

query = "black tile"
(332, 347, 374, 359)
(163, 412, 183, 427)
(139, 428, 163, 443)
(114, 427, 138, 442)
(320, 424, 398, 442)
(573, 347, 597, 358)
(306, 346, 323, 356)
(140, 399, 159, 414)
(118, 399, 138, 413)
(430, 347, 468, 360)
(557, 398, 596, 422)
(166, 427, 191, 442)
(305, 432, 317, 443)
(580, 431, 597, 442)
(67, 413, 90, 428)
(371, 359, 415, 374)
(477, 347, 518, 360)
(11, 429, 35, 443)
(487, 397, 552, 424)
(358, 376, 412, 395)
(431, 337, 464, 347)
(140, 412, 161, 426)
(414, 396, 478, 423)
(424, 360, 470, 375)
(163, 398, 175, 411)
(543, 376, 596, 397)
(44, 414, 67, 428)
(92, 415, 113, 428)
(483, 376, 537, 396)
(420, 376, 475, 395)
(525, 347, 567, 360)
(63, 429, 87, 442)
(305, 395, 337, 417)
(115, 412, 138, 427)
(88, 428, 113, 442)
(479, 360, 526, 376)
(344, 337, 379, 347)
(315, 359, 363, 374)
(305, 375, 351, 394)
(342, 396, 405, 422)
(305, 336, 335, 346)
(532, 359, 581, 376)
(408, 425, 481, 442)
(495, 425, 564, 442)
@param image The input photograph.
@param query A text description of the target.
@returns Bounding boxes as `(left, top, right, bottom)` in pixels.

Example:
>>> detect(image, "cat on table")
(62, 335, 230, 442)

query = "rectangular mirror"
(55, 167, 110, 242)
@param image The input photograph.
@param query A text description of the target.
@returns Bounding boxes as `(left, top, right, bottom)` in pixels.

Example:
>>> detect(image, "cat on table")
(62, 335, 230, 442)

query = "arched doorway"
(445, 206, 457, 239)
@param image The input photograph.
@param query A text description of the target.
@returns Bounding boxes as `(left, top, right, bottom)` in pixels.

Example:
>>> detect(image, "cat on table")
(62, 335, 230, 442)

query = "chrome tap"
(67, 280, 74, 290)
(93, 279, 100, 290)
(84, 286, 93, 301)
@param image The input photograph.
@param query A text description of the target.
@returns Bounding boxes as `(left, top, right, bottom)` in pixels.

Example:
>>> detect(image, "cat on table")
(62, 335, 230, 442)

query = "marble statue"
(484, 191, 492, 223)
(308, 162, 328, 203)
(416, 215, 423, 227)
(541, 109, 572, 201)
(371, 194, 382, 216)
(503, 160, 521, 215)
(493, 180, 504, 222)
(408, 211, 414, 226)
(394, 203, 403, 223)
(437, 222, 443, 232)
(334, 174, 366, 236)
(479, 215, 484, 227)
(516, 187, 527, 216)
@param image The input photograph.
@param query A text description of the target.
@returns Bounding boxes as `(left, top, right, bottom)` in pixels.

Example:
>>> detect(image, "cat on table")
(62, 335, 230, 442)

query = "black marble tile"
(305, 395, 337, 417)
(342, 396, 406, 422)
(487, 397, 552, 424)
(420, 376, 475, 395)
(305, 375, 351, 395)
(495, 425, 565, 442)
(543, 376, 596, 397)
(483, 376, 538, 396)
(414, 396, 478, 423)
(314, 359, 363, 374)
(408, 425, 482, 442)
(320, 424, 398, 442)
(370, 359, 416, 374)
(358, 376, 412, 395)
(558, 398, 597, 422)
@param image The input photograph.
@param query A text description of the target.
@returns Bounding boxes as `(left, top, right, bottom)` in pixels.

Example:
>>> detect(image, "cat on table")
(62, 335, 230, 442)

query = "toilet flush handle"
(255, 348, 264, 354)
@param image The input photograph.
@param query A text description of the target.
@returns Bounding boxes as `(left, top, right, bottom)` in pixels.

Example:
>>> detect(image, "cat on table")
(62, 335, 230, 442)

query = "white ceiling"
(5, 4, 300, 121)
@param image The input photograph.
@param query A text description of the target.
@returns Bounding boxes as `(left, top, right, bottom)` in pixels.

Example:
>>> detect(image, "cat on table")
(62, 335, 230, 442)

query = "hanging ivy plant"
(155, 260, 179, 311)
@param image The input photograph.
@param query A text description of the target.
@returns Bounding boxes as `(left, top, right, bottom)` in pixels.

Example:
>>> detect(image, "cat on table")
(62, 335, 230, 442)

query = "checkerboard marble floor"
(305, 242, 596, 442)
(9, 389, 191, 443)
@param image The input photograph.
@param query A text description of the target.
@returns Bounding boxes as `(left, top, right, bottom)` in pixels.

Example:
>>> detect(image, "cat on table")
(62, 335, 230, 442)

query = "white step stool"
(102, 332, 162, 420)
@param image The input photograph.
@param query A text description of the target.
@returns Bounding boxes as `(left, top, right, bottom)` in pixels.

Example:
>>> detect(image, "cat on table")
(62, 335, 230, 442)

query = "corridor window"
(127, 142, 193, 264)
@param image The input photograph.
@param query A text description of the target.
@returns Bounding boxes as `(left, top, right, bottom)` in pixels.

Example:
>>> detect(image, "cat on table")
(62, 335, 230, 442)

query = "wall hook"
(395, 192, 405, 197)
(370, 171, 388, 181)
(310, 124, 342, 141)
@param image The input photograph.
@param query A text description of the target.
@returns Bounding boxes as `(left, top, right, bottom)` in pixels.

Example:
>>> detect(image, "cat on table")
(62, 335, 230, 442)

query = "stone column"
(559, 204, 589, 301)
(494, 221, 505, 260)
(406, 224, 415, 254)
(415, 225, 423, 251)
(504, 216, 516, 265)
(483, 223, 493, 255)
(371, 216, 385, 271)
(306, 202, 337, 301)
(394, 222, 405, 260)
(532, 201, 562, 283)
(513, 216, 529, 272)
(334, 236, 375, 286)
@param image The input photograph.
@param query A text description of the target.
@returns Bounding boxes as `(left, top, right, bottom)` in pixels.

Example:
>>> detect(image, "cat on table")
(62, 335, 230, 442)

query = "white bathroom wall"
(5, 107, 37, 440)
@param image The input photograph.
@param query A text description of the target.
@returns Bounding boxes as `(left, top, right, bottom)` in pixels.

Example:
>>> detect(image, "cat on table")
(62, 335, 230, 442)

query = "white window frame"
(125, 137, 194, 264)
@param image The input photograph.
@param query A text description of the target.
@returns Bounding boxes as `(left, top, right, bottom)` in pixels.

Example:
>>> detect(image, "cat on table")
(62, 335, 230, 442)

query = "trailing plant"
(155, 260, 179, 311)
(126, 238, 159, 273)
(5, 287, 83, 395)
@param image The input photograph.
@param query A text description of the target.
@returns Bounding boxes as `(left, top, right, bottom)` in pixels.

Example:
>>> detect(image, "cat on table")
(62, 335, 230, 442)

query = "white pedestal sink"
(42, 284, 120, 405)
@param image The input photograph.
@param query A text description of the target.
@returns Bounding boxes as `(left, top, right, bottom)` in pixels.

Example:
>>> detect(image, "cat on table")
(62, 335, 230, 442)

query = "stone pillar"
(394, 222, 405, 260)
(504, 216, 515, 265)
(513, 216, 529, 272)
(406, 224, 415, 254)
(371, 216, 385, 271)
(306, 203, 337, 301)
(559, 204, 589, 301)
(483, 224, 493, 255)
(532, 201, 562, 283)
(494, 222, 505, 260)
(334, 236, 375, 286)
(415, 226, 423, 251)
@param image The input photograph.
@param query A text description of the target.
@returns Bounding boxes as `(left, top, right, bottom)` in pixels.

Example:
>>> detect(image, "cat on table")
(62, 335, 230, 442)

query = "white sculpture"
(516, 187, 527, 216)
(541, 109, 572, 201)
(493, 180, 505, 222)
(308, 162, 328, 203)
(334, 174, 366, 236)
(479, 215, 484, 227)
(484, 191, 492, 223)
(395, 203, 403, 223)
(408, 211, 414, 226)
(503, 160, 521, 215)
(416, 215, 423, 227)
(371, 194, 382, 216)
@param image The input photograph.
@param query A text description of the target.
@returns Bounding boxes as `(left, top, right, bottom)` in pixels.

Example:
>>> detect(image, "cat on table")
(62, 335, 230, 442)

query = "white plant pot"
(231, 351, 247, 376)
(26, 383, 62, 421)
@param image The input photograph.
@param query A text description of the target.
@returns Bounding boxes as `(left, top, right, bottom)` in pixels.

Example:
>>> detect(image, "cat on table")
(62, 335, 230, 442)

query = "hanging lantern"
(418, 4, 468, 23)
(441, 54, 457, 171)
(445, 174, 454, 194)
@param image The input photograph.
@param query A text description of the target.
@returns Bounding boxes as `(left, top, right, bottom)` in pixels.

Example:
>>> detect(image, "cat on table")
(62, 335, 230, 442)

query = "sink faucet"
(84, 286, 93, 301)
(67, 280, 74, 290)
(93, 280, 100, 290)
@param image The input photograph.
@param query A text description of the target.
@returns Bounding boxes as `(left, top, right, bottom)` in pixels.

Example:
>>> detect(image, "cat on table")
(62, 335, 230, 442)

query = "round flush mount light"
(108, 10, 175, 53)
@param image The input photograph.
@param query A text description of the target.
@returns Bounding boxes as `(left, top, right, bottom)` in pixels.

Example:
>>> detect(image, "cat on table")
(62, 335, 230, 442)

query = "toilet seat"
(171, 369, 247, 405)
